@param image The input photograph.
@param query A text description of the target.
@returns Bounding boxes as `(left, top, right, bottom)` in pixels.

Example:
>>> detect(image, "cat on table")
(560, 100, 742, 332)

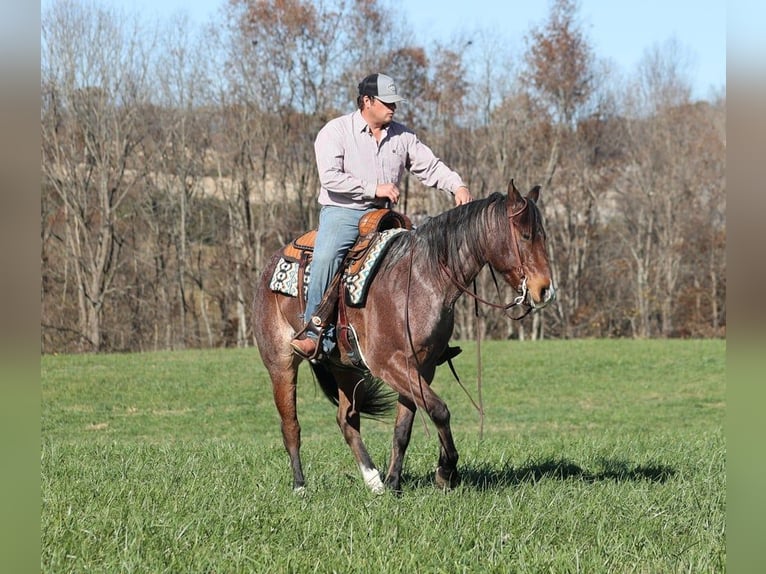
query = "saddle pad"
(268, 227, 406, 305)
(344, 227, 407, 306)
(269, 259, 311, 298)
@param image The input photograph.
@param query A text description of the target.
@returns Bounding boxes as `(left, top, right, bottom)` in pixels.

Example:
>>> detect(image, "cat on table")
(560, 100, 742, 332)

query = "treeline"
(40, 0, 725, 353)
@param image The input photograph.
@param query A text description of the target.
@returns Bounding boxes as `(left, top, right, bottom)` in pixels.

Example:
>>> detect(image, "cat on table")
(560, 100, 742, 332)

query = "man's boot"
(290, 336, 317, 358)
(290, 316, 323, 360)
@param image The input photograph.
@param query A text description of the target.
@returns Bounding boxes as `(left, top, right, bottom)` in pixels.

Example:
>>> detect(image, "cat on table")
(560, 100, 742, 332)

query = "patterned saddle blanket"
(269, 227, 407, 306)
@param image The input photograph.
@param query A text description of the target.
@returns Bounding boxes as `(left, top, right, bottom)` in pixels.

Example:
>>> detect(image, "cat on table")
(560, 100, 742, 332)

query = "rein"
(404, 245, 431, 436)
(441, 266, 533, 319)
(404, 243, 485, 438)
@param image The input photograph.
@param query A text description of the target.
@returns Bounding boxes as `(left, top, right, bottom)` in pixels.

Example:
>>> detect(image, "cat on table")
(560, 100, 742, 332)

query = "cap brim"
(376, 95, 406, 104)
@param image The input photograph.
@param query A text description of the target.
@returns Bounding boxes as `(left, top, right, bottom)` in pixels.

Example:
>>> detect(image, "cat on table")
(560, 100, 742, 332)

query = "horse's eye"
(521, 231, 532, 241)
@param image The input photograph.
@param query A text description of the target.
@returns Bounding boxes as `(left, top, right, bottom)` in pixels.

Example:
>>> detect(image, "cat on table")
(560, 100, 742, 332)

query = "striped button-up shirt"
(314, 110, 466, 210)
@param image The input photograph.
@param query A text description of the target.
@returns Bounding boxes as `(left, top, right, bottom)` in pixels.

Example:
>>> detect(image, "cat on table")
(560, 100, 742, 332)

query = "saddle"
(283, 208, 411, 274)
(282, 209, 412, 363)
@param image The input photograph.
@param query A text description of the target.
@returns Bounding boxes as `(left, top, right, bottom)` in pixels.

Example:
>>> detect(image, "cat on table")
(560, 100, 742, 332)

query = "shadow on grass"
(402, 458, 676, 491)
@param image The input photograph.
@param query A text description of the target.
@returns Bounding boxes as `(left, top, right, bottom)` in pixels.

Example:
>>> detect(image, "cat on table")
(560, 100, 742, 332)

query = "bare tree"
(41, 1, 154, 351)
(616, 38, 696, 337)
(142, 14, 219, 348)
(520, 0, 602, 339)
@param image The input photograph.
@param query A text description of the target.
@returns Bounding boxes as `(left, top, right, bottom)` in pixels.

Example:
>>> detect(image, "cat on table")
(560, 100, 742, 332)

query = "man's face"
(368, 96, 396, 125)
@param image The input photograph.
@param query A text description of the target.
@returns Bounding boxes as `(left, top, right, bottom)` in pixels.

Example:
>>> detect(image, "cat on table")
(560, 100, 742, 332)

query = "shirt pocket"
(382, 144, 406, 183)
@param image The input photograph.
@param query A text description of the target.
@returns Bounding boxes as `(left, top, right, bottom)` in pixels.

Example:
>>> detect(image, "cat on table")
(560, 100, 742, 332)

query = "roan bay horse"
(253, 180, 555, 493)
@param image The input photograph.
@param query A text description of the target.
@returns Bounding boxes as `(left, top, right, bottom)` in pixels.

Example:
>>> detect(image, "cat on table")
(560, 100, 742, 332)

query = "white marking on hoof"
(360, 464, 385, 494)
(293, 485, 306, 495)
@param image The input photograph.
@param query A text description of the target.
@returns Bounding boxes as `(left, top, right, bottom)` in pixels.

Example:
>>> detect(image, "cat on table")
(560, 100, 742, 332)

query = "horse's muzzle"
(530, 283, 556, 310)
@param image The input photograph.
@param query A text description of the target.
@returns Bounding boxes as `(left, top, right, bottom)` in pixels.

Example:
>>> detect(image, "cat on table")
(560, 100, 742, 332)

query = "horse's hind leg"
(384, 396, 416, 492)
(270, 363, 305, 491)
(254, 260, 309, 491)
(336, 375, 385, 494)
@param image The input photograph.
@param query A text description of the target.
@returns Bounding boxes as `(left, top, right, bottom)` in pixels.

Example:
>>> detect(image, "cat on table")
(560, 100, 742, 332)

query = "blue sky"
(41, 0, 730, 100)
(408, 0, 726, 99)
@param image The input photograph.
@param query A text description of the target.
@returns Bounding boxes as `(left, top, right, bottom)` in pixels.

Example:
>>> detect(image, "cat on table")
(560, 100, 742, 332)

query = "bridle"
(439, 196, 534, 320)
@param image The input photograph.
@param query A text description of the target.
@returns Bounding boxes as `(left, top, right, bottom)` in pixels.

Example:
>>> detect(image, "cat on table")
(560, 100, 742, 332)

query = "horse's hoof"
(370, 482, 386, 495)
(361, 466, 386, 494)
(384, 478, 403, 495)
(435, 466, 460, 490)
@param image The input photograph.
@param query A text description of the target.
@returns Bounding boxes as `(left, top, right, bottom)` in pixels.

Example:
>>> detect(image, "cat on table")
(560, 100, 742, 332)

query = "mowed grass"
(41, 339, 725, 573)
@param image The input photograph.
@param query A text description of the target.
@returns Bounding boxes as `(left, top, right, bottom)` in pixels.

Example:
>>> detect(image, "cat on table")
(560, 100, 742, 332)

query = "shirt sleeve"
(404, 133, 466, 194)
(314, 121, 377, 201)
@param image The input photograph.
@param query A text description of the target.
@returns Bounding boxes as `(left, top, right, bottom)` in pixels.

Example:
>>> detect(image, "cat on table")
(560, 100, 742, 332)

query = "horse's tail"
(309, 363, 396, 419)
(309, 362, 340, 406)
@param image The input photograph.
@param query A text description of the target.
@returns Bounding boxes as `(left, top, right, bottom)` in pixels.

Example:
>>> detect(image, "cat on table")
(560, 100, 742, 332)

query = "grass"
(41, 339, 725, 572)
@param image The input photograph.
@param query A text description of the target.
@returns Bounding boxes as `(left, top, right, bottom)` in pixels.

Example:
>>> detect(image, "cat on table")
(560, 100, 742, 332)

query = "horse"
(252, 180, 555, 493)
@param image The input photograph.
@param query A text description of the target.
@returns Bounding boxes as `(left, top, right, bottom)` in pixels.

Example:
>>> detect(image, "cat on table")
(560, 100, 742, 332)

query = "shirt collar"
(352, 110, 369, 134)
(354, 109, 392, 136)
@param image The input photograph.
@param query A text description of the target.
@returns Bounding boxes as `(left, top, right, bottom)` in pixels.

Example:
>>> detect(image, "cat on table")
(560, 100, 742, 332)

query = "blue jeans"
(303, 205, 374, 334)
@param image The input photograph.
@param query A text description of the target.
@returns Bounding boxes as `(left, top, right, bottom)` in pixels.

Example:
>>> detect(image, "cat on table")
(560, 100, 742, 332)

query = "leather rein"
(439, 197, 534, 320)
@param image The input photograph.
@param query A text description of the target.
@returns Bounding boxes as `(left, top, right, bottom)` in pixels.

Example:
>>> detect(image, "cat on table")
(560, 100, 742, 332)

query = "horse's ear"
(507, 179, 523, 203)
(527, 185, 541, 204)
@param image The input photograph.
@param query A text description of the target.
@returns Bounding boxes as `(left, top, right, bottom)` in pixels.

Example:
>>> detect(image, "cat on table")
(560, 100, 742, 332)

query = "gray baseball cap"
(358, 73, 406, 104)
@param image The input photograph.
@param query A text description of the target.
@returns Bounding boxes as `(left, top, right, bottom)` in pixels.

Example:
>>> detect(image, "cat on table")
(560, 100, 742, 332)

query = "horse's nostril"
(545, 285, 556, 303)
(532, 284, 555, 308)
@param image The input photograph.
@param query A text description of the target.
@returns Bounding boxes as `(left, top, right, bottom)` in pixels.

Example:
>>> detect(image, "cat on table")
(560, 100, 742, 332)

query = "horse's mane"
(382, 192, 510, 275)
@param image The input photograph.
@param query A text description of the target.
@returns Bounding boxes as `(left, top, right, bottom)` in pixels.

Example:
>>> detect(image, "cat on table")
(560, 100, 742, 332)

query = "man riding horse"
(291, 72, 473, 360)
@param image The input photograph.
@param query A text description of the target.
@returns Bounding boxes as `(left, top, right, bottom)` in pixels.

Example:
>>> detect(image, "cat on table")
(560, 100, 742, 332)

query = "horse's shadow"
(401, 457, 676, 491)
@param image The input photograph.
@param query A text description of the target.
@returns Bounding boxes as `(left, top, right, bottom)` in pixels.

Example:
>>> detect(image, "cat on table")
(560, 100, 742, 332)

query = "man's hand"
(454, 186, 473, 206)
(375, 183, 400, 204)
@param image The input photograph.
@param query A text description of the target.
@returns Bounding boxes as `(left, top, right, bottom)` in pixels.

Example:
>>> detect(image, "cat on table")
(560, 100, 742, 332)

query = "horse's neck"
(439, 241, 489, 309)
(410, 200, 500, 306)
(452, 259, 486, 303)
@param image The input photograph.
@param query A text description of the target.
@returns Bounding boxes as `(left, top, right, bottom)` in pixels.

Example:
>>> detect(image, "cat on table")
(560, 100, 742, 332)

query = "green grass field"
(41, 339, 725, 573)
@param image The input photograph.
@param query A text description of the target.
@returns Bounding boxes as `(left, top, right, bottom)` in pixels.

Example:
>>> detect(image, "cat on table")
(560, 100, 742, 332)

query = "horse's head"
(498, 180, 556, 310)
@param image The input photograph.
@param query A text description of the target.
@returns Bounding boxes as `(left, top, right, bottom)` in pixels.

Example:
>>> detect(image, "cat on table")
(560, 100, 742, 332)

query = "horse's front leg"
(386, 374, 460, 490)
(427, 391, 461, 490)
(336, 380, 385, 494)
(385, 396, 416, 493)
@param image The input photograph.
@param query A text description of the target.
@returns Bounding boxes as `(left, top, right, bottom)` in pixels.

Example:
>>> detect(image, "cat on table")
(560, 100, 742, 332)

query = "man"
(291, 72, 473, 359)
